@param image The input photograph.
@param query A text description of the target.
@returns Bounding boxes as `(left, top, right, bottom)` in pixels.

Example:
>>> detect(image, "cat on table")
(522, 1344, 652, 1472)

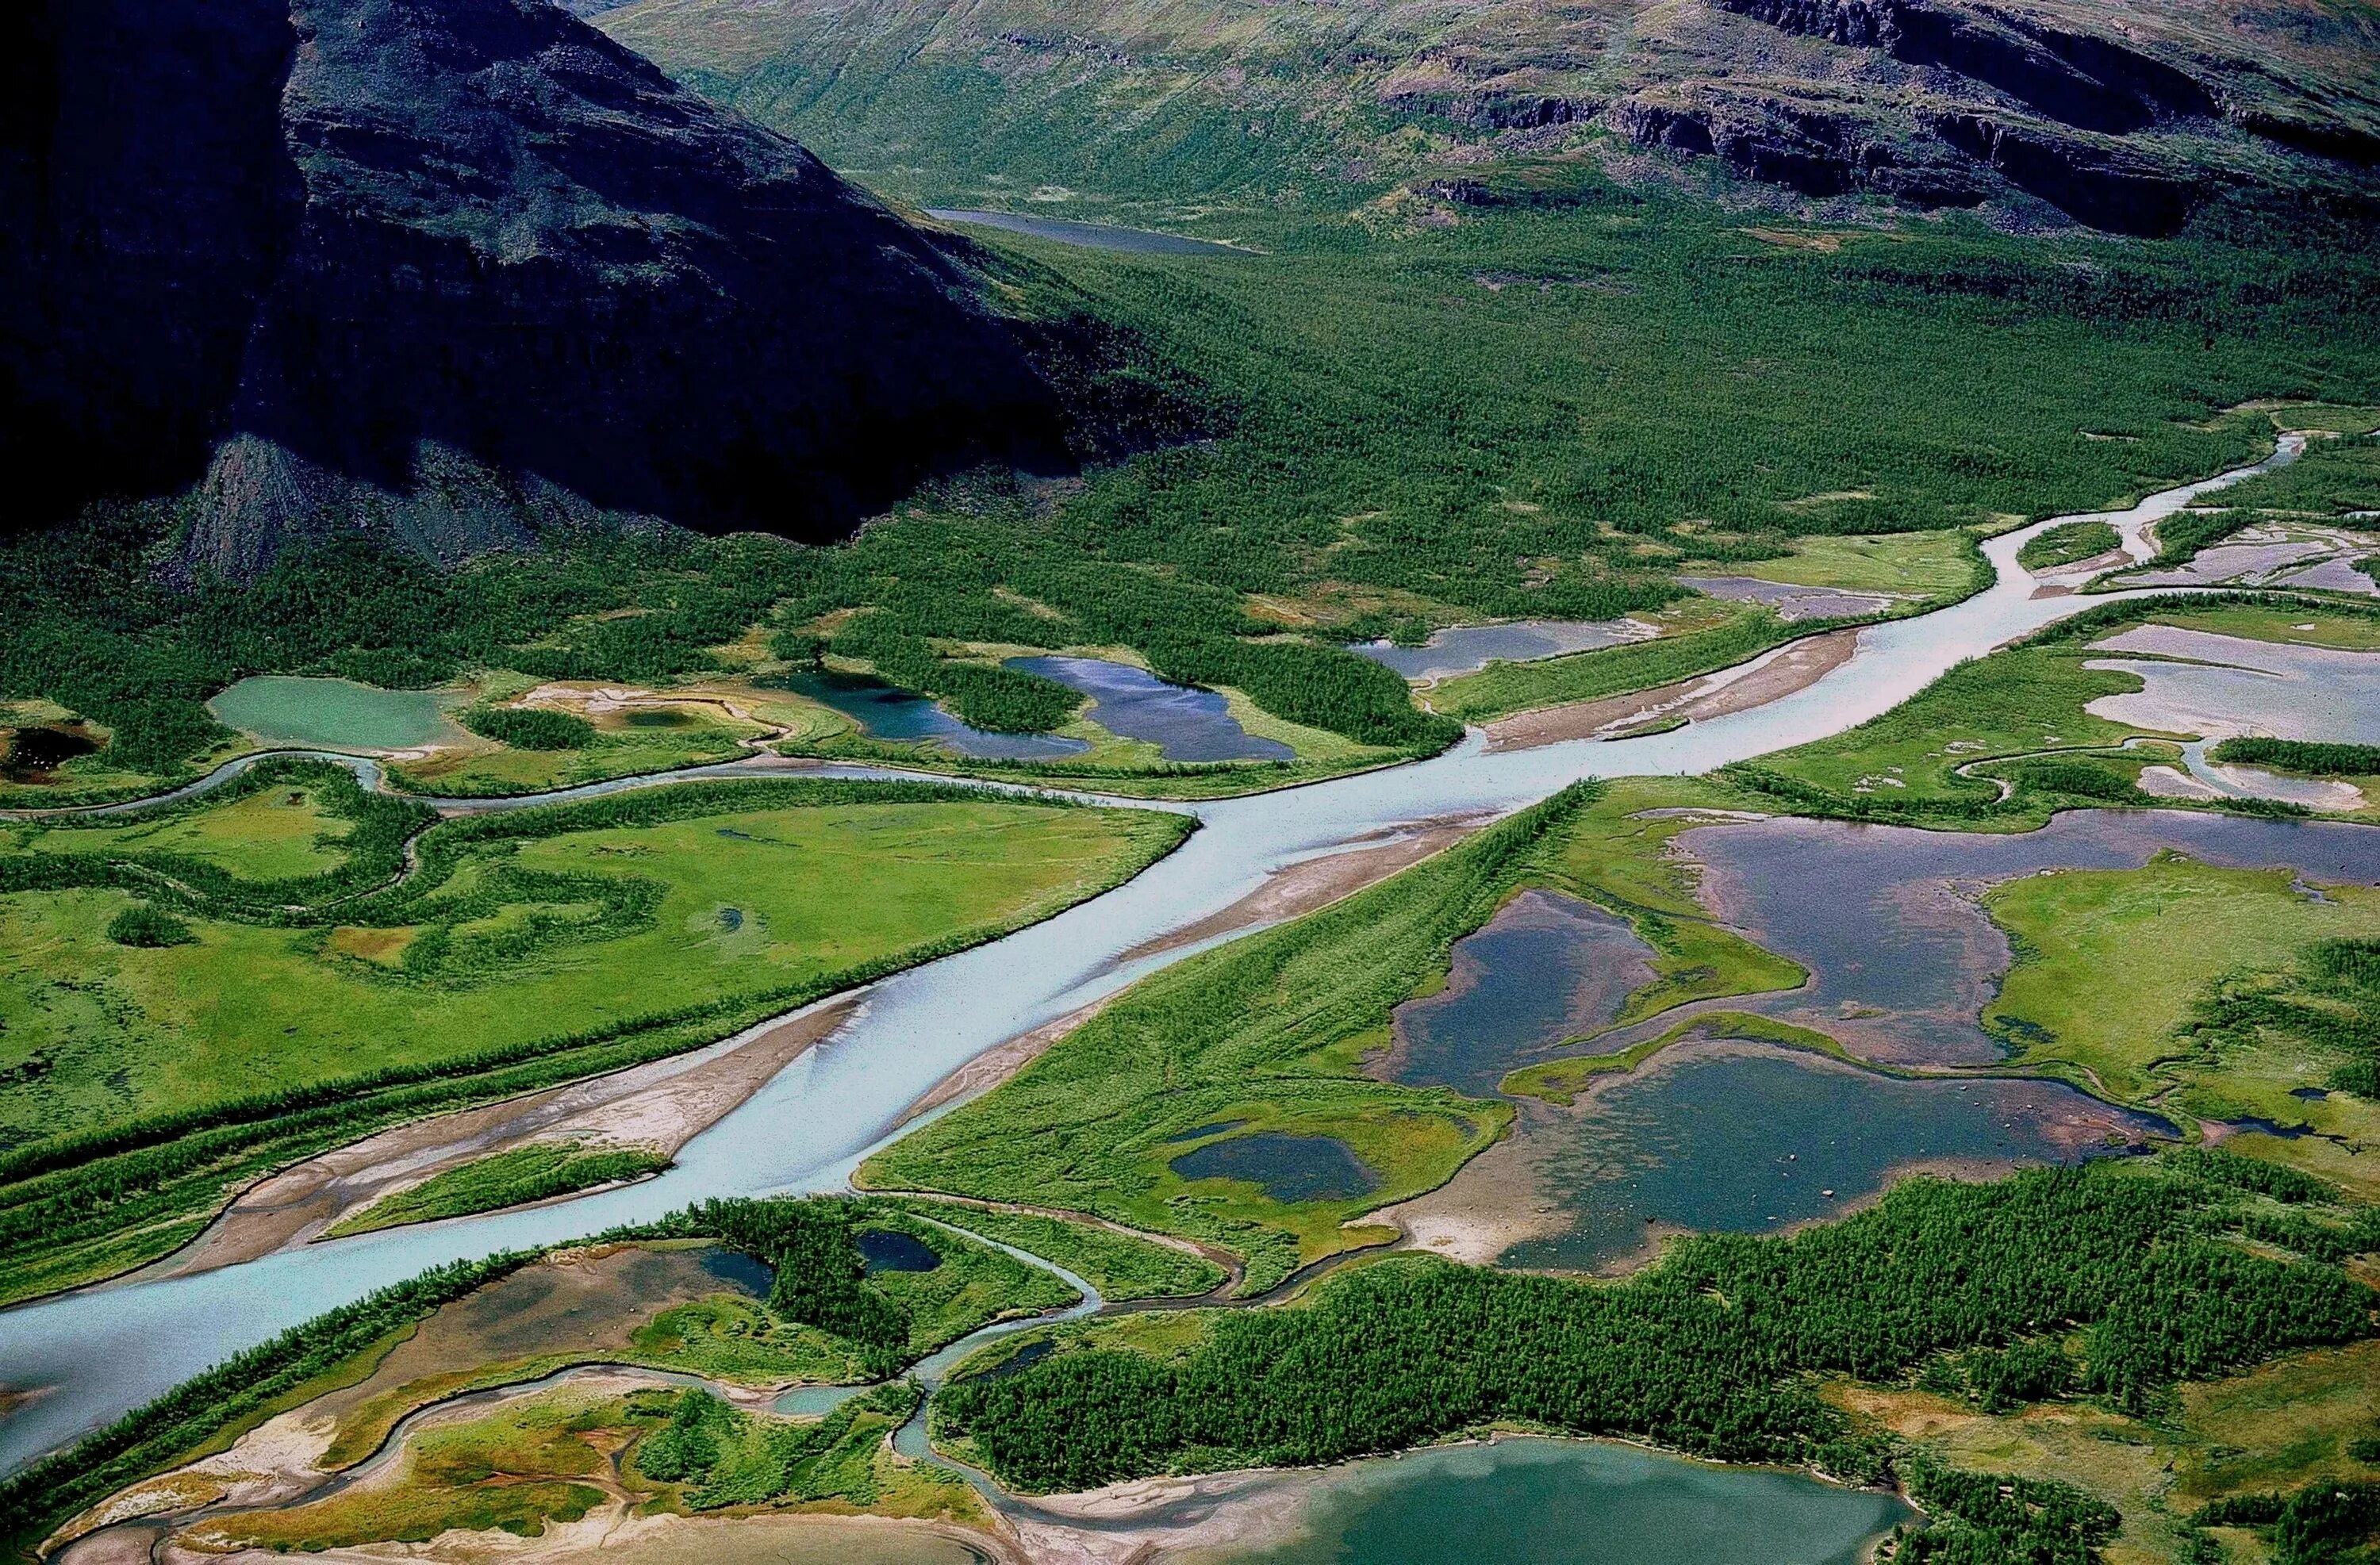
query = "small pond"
(696, 1247, 775, 1297)
(1677, 807, 2380, 1065)
(1351, 619, 1653, 682)
(926, 209, 1249, 255)
(2084, 624, 2380, 744)
(856, 1226, 943, 1274)
(1005, 655, 1292, 761)
(1170, 1132, 1378, 1202)
(1502, 1041, 2160, 1272)
(785, 672, 1091, 761)
(208, 676, 463, 752)
(1192, 1436, 1912, 1565)
(1, 724, 101, 782)
(1382, 890, 1656, 1095)
(1678, 576, 1899, 623)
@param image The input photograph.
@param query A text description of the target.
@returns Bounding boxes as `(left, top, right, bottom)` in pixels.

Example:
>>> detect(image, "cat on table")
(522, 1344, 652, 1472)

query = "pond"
(1678, 576, 1901, 622)
(1677, 808, 2380, 1066)
(695, 1247, 775, 1297)
(1170, 1131, 1378, 1202)
(1186, 1437, 1912, 1565)
(1005, 655, 1292, 761)
(856, 1226, 942, 1274)
(783, 672, 1091, 761)
(925, 209, 1249, 255)
(1351, 619, 1653, 681)
(1501, 1039, 2160, 1272)
(1380, 890, 1656, 1095)
(207, 676, 463, 752)
(2084, 624, 2380, 743)
(1, 724, 100, 782)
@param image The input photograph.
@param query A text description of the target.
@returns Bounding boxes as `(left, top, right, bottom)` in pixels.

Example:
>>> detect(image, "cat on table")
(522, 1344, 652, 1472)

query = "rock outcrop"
(1, 0, 1071, 569)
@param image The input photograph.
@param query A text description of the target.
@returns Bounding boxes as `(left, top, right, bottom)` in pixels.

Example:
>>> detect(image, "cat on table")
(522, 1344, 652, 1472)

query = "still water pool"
(1187, 1437, 1911, 1565)
(208, 676, 462, 751)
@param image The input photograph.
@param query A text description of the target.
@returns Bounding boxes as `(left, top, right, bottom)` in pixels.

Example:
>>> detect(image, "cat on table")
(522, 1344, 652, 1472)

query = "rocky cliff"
(0, 0, 1070, 571)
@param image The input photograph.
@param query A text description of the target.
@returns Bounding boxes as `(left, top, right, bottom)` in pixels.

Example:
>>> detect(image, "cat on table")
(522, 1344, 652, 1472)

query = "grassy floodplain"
(0, 768, 1188, 1302)
(862, 780, 1802, 1290)
(2, 1195, 1119, 1555)
(1728, 594, 2380, 824)
(322, 1144, 675, 1238)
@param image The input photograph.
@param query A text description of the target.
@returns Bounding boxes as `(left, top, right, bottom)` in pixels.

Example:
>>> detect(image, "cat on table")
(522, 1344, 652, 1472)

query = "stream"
(0, 433, 2320, 1476)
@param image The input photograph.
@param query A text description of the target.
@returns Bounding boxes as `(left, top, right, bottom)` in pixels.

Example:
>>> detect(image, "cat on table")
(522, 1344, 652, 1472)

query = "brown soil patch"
(131, 999, 858, 1279)
(325, 926, 416, 965)
(1485, 629, 1858, 751)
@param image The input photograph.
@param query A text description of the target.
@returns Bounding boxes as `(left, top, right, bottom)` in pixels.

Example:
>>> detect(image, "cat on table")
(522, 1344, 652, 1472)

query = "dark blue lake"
(1171, 1131, 1379, 1202)
(857, 1226, 943, 1274)
(1006, 655, 1292, 762)
(786, 672, 1090, 761)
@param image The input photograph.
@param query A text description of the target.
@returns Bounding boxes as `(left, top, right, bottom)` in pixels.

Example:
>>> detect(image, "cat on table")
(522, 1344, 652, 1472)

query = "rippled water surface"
(1007, 655, 1292, 761)
(1384, 890, 1656, 1095)
(1352, 619, 1652, 681)
(1503, 1041, 2160, 1271)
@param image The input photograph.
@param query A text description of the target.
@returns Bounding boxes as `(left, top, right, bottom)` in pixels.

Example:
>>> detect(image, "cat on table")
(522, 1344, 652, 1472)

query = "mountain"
(593, 0, 2380, 235)
(0, 0, 1071, 575)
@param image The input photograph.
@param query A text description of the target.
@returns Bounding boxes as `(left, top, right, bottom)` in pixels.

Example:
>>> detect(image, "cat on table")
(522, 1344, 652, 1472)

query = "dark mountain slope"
(594, 0, 2380, 235)
(0, 0, 1069, 573)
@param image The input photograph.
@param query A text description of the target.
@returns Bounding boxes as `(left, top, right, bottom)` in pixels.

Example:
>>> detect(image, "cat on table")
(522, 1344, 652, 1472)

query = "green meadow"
(0, 771, 1187, 1301)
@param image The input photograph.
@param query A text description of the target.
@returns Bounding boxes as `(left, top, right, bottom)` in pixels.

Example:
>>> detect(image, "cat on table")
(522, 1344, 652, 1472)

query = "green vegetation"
(2207, 425, 2380, 516)
(2020, 520, 2124, 572)
(459, 704, 597, 750)
(884, 1201, 1228, 1301)
(11, 198, 2378, 804)
(632, 1382, 930, 1510)
(0, 776, 1187, 1302)
(830, 614, 1084, 732)
(1729, 594, 2380, 823)
(1710, 529, 1987, 597)
(1891, 1458, 2121, 1565)
(0, 1252, 531, 1556)
(1431, 606, 1795, 723)
(194, 1390, 619, 1550)
(930, 1161, 2375, 1493)
(865, 780, 1802, 1290)
(2199, 1481, 2380, 1564)
(323, 1144, 673, 1237)
(2212, 738, 2380, 777)
(105, 904, 194, 948)
(1983, 855, 2380, 1166)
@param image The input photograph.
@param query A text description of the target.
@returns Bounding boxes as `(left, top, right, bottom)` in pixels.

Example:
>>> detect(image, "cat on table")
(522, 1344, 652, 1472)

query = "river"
(0, 434, 2312, 1475)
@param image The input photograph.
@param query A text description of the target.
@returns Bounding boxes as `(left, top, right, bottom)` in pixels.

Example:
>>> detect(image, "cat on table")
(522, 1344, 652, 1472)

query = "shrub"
(106, 904, 196, 947)
(461, 705, 597, 751)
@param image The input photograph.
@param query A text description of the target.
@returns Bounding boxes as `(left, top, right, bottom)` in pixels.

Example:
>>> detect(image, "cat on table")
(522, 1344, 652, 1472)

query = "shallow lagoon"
(208, 676, 462, 751)
(1188, 1437, 1911, 1565)
(1383, 890, 1655, 1095)
(1503, 1041, 2158, 1271)
(2086, 624, 2380, 744)
(785, 673, 1090, 761)
(1005, 656, 1291, 761)
(1170, 1131, 1378, 1201)
(1352, 619, 1652, 681)
(1678, 576, 1898, 623)
(1679, 809, 2380, 1065)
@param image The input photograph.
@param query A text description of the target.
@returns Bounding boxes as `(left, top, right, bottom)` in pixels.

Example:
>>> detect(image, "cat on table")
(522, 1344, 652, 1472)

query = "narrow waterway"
(0, 435, 2317, 1475)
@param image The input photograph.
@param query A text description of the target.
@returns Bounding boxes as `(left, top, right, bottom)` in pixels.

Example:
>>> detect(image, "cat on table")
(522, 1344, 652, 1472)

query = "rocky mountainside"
(0, 0, 1070, 574)
(597, 0, 2380, 234)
